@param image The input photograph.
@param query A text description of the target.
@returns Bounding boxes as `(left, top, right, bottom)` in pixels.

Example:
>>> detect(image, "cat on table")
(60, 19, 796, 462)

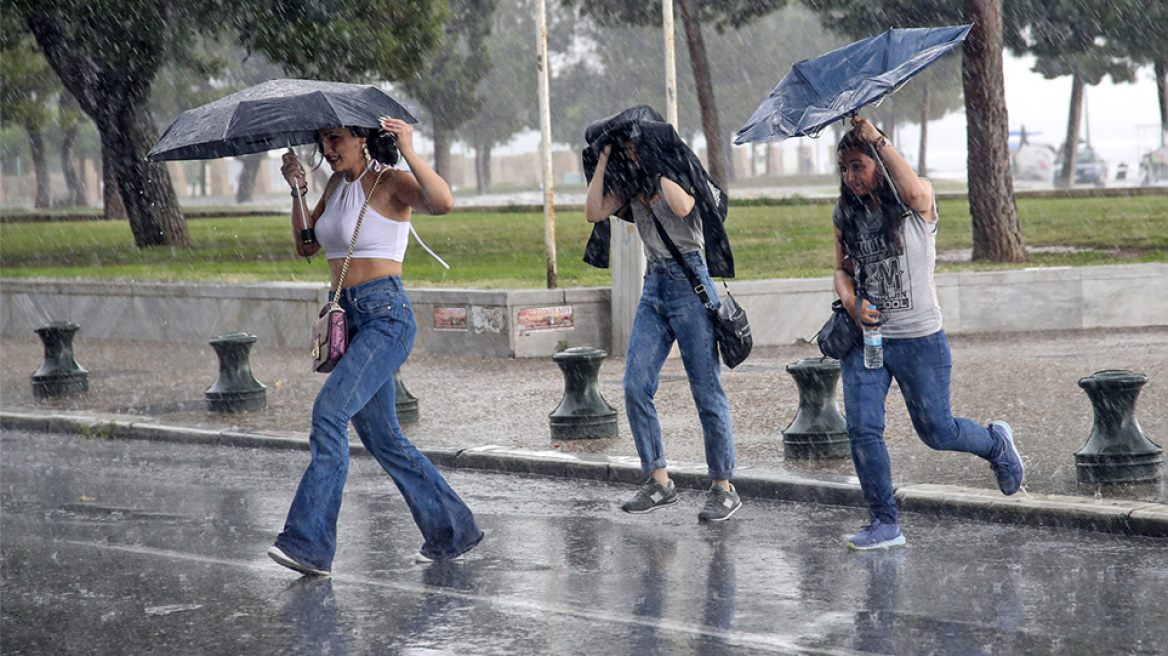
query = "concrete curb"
(4, 410, 1166, 539)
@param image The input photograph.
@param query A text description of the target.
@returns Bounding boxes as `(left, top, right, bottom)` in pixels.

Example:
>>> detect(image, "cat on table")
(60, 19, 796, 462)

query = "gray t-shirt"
(833, 196, 942, 339)
(630, 193, 704, 261)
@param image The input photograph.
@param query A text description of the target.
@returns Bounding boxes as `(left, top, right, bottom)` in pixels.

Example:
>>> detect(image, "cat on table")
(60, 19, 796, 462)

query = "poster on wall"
(518, 306, 574, 333)
(433, 307, 468, 331)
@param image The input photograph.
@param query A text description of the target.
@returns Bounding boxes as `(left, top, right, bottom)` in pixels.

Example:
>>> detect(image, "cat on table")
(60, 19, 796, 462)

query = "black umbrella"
(147, 78, 417, 162)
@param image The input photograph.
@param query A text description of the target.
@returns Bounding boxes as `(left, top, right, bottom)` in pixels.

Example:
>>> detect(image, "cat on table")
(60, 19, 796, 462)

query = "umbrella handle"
(287, 146, 317, 261)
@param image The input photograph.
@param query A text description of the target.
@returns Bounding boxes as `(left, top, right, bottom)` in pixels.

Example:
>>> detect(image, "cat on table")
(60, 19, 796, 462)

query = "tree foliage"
(1004, 0, 1140, 187)
(460, 0, 562, 192)
(231, 0, 448, 83)
(563, 0, 790, 187)
(401, 0, 495, 178)
(567, 0, 786, 31)
(0, 13, 58, 208)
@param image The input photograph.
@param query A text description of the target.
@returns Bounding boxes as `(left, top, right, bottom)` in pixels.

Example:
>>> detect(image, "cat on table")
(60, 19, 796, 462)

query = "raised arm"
(585, 145, 626, 223)
(381, 117, 454, 216)
(281, 149, 323, 258)
(851, 115, 935, 221)
(659, 175, 695, 217)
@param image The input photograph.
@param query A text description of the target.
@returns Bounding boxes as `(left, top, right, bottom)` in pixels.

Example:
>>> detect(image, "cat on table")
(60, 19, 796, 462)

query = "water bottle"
(862, 302, 883, 369)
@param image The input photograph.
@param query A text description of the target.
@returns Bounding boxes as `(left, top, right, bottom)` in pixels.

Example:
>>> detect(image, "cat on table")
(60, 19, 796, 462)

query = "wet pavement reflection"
(3, 430, 1167, 655)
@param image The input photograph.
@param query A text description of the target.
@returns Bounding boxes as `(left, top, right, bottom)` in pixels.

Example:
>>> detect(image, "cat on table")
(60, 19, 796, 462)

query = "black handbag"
(649, 214, 752, 369)
(816, 299, 862, 360)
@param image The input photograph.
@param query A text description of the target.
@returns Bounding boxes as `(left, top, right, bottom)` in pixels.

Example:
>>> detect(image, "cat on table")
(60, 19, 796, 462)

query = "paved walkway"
(3, 326, 1167, 537)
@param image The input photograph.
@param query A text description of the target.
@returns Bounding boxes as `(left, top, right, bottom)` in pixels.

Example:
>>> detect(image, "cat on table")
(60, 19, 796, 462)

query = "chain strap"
(331, 167, 387, 304)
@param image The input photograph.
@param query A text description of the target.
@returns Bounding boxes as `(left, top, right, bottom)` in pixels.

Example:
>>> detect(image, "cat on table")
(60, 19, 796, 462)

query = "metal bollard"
(781, 357, 850, 459)
(549, 347, 618, 440)
(394, 369, 419, 424)
(1075, 370, 1163, 485)
(31, 321, 89, 398)
(205, 332, 267, 413)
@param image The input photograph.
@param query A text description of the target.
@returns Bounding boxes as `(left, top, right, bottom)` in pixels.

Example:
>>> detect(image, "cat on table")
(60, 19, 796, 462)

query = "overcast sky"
(897, 54, 1165, 178)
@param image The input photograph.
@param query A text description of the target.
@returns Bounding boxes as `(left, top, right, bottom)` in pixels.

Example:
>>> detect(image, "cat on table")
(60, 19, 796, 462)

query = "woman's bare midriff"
(329, 257, 403, 290)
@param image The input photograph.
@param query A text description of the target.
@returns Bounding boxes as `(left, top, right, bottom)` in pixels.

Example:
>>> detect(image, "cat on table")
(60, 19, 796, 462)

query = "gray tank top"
(833, 197, 942, 339)
(630, 194, 704, 261)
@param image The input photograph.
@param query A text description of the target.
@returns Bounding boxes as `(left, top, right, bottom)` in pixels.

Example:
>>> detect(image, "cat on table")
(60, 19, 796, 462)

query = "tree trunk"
(677, 0, 728, 188)
(432, 125, 453, 180)
(26, 13, 186, 247)
(475, 140, 492, 195)
(235, 153, 265, 204)
(963, 0, 1025, 263)
(1056, 72, 1084, 189)
(101, 146, 126, 220)
(59, 92, 87, 207)
(918, 83, 931, 176)
(95, 100, 188, 247)
(26, 128, 50, 209)
(61, 121, 87, 207)
(1156, 59, 1167, 139)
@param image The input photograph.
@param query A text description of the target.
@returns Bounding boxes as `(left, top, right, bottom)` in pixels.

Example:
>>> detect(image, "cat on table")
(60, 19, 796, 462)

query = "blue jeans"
(275, 276, 483, 569)
(840, 329, 998, 525)
(624, 252, 735, 481)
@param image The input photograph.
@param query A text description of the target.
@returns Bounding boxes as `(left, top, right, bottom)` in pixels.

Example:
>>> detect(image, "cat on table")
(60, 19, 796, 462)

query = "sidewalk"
(3, 327, 1167, 537)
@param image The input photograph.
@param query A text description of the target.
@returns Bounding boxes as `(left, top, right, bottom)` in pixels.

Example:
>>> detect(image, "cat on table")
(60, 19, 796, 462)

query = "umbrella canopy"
(148, 79, 417, 161)
(735, 25, 971, 144)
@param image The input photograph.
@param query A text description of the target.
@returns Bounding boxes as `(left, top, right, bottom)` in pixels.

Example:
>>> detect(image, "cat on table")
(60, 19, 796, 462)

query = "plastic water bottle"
(862, 303, 883, 369)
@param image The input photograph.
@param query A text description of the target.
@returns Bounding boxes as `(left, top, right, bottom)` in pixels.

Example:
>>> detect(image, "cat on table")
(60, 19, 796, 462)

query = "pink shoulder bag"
(311, 168, 386, 373)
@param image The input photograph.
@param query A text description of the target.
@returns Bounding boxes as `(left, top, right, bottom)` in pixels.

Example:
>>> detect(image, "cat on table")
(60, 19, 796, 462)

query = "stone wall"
(3, 264, 1164, 358)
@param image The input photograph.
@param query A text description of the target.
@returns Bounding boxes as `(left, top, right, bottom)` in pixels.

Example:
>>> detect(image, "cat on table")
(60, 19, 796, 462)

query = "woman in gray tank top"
(831, 116, 1024, 551)
(585, 130, 741, 523)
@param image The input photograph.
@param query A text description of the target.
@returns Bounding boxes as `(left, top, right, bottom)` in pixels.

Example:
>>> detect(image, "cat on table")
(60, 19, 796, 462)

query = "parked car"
(1054, 145, 1108, 187)
(1012, 143, 1057, 181)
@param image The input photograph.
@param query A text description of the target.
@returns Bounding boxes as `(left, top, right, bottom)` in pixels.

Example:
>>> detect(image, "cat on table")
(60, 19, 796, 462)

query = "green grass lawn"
(2, 195, 1165, 287)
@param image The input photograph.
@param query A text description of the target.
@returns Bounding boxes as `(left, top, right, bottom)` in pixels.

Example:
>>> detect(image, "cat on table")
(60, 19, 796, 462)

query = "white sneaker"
(267, 546, 330, 577)
(414, 551, 466, 565)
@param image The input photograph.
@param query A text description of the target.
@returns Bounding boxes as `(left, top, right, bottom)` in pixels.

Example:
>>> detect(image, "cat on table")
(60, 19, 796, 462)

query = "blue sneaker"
(988, 421, 1024, 495)
(845, 519, 906, 551)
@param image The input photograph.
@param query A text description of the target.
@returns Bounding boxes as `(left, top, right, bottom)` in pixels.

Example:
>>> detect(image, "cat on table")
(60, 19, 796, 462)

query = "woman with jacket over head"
(832, 115, 1024, 551)
(267, 116, 483, 577)
(584, 111, 741, 523)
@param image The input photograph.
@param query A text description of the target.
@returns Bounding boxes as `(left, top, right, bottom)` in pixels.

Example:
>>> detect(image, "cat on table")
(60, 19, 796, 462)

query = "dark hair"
(835, 129, 904, 255)
(312, 126, 400, 167)
(349, 126, 400, 166)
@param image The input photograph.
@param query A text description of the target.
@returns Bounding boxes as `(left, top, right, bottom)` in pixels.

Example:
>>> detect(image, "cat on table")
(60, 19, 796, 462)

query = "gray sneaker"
(621, 478, 680, 513)
(698, 484, 742, 522)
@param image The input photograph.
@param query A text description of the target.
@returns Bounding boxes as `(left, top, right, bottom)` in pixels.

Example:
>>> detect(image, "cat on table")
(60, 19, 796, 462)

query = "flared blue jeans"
(274, 276, 483, 569)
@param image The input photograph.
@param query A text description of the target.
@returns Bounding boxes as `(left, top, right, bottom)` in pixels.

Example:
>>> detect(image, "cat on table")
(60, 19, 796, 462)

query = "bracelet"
(290, 184, 307, 198)
(873, 135, 888, 151)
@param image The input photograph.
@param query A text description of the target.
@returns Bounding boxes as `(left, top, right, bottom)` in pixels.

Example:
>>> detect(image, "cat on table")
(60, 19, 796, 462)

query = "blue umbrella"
(735, 25, 971, 144)
(147, 78, 417, 162)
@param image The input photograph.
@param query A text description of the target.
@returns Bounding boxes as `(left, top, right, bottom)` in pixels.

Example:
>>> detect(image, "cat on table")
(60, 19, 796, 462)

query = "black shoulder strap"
(649, 210, 713, 308)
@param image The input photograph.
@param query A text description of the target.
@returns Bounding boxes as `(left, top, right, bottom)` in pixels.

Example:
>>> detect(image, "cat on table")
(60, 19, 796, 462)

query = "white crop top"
(315, 163, 410, 261)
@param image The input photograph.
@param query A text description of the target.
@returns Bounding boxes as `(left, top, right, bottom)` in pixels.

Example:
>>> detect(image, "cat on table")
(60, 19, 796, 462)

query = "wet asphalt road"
(3, 429, 1167, 656)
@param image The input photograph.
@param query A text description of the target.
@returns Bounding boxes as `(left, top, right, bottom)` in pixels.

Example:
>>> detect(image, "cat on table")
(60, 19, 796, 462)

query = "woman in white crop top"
(267, 117, 483, 578)
(283, 116, 453, 287)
